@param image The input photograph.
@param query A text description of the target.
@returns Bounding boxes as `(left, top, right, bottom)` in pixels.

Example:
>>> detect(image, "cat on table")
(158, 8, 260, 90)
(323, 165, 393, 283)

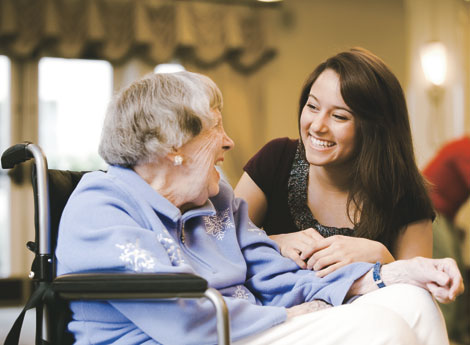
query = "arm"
(234, 172, 267, 227)
(235, 172, 324, 268)
(393, 219, 433, 259)
(232, 196, 374, 308)
(301, 219, 432, 278)
(279, 256, 465, 320)
(346, 257, 464, 304)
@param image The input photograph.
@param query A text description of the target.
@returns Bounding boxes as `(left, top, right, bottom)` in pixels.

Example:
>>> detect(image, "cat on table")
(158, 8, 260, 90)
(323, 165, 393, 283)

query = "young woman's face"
(178, 109, 234, 208)
(300, 69, 357, 168)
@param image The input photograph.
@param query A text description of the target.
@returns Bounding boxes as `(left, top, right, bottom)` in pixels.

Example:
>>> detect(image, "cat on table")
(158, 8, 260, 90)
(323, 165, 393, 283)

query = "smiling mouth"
(309, 136, 335, 148)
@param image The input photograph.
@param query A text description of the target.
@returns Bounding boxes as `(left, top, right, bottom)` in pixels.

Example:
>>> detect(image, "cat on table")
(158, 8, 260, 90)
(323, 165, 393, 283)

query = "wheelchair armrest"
(52, 272, 209, 300)
(52, 272, 231, 344)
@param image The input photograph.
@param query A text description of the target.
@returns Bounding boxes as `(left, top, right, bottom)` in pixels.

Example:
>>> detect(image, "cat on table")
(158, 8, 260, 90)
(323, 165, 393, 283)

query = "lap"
(235, 284, 448, 345)
(234, 302, 417, 345)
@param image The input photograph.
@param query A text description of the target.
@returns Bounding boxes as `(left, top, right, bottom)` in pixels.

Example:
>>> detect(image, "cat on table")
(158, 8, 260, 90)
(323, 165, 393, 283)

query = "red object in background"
(422, 136, 470, 221)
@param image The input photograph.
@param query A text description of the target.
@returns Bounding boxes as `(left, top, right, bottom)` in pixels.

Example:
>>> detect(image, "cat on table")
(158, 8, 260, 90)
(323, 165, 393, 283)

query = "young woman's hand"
(302, 236, 394, 277)
(270, 228, 324, 269)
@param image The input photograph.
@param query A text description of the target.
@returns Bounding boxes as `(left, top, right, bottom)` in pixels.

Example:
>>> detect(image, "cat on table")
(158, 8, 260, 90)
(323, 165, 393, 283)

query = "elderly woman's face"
(178, 109, 234, 208)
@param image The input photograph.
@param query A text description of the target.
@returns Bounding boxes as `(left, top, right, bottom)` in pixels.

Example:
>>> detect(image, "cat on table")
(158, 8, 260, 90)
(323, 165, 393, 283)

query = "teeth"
(310, 137, 334, 148)
(215, 161, 223, 166)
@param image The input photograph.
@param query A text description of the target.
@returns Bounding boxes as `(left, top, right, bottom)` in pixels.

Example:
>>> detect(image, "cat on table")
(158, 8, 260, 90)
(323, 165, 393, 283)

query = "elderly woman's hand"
(303, 236, 395, 277)
(382, 257, 465, 304)
(286, 299, 332, 319)
(270, 228, 324, 269)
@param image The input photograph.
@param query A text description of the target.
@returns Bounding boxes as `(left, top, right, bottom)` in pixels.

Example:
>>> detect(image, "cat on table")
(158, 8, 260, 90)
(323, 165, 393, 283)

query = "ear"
(166, 151, 184, 166)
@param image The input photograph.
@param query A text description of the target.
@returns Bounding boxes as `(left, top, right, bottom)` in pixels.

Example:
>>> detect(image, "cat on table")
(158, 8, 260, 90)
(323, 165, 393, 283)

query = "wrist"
(372, 262, 386, 288)
(346, 269, 374, 299)
(380, 261, 409, 286)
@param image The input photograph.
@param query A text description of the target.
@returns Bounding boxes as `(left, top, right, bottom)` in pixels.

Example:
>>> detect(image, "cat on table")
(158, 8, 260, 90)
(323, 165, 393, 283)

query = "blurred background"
(0, 0, 469, 343)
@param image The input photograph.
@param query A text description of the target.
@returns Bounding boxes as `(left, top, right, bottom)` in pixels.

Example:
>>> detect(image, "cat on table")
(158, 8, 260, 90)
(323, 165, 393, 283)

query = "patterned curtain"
(0, 0, 277, 72)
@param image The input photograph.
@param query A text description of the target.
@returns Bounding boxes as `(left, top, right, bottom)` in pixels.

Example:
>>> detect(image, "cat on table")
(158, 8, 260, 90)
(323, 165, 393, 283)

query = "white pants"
(234, 284, 448, 345)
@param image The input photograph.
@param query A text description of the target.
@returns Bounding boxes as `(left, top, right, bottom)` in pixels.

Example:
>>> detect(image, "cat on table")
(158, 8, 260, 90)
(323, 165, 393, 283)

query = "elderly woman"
(56, 71, 463, 345)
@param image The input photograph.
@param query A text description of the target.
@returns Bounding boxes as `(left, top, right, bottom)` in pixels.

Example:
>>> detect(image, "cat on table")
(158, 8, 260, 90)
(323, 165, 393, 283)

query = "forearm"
(346, 261, 408, 299)
(376, 243, 395, 263)
(346, 257, 464, 304)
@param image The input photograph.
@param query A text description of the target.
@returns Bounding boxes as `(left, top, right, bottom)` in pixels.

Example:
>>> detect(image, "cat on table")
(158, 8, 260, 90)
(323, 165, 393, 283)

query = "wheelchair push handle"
(2, 142, 51, 257)
(1, 142, 35, 169)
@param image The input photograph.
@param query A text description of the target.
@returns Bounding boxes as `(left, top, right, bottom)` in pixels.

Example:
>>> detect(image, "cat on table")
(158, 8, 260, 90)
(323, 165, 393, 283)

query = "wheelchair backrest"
(34, 170, 86, 254)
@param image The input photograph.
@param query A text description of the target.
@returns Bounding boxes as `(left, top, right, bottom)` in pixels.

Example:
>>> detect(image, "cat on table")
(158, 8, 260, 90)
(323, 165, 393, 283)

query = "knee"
(382, 284, 443, 324)
(355, 283, 443, 326)
(344, 304, 418, 344)
(353, 285, 449, 345)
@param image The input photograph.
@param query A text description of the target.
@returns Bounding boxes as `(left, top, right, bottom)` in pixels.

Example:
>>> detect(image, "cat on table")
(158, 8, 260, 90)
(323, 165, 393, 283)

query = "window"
(154, 62, 185, 74)
(0, 56, 11, 277)
(38, 58, 113, 170)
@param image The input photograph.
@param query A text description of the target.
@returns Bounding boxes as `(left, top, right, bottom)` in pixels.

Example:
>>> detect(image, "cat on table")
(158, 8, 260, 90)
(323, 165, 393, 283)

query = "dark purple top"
(244, 137, 299, 235)
(244, 137, 435, 249)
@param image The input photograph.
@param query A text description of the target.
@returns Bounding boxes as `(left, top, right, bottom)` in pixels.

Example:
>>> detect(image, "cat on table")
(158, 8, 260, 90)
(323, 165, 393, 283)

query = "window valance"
(0, 0, 277, 72)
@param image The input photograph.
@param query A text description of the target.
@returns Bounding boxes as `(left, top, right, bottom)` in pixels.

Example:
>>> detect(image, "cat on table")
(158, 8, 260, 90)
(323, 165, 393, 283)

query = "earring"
(173, 155, 183, 166)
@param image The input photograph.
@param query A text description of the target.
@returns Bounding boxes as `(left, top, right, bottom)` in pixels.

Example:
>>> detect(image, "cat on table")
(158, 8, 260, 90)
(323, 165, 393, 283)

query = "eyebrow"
(308, 93, 353, 114)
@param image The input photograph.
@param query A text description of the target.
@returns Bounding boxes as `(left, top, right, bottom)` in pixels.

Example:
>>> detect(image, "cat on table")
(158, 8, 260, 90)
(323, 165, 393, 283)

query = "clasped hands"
(271, 228, 396, 277)
(271, 229, 464, 305)
(285, 256, 464, 320)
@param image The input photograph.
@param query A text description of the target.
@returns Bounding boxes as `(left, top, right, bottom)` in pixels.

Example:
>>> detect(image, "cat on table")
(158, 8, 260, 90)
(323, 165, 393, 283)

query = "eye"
(307, 103, 319, 111)
(333, 114, 349, 121)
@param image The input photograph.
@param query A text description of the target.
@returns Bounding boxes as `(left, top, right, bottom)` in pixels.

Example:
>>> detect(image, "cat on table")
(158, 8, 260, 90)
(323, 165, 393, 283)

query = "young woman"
(235, 48, 435, 277)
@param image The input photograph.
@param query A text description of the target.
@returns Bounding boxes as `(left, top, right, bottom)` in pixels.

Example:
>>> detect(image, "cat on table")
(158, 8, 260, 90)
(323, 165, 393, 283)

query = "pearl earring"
(173, 155, 183, 166)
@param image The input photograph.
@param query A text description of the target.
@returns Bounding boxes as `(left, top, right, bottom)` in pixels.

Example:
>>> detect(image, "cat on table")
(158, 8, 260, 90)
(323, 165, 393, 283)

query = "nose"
(310, 112, 328, 133)
(222, 130, 235, 151)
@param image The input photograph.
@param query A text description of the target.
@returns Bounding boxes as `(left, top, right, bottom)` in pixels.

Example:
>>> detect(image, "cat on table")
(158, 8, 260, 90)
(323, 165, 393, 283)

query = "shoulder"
(243, 137, 298, 193)
(63, 168, 145, 222)
(243, 137, 299, 196)
(244, 137, 298, 172)
(397, 192, 435, 226)
(257, 137, 298, 157)
(72, 170, 129, 201)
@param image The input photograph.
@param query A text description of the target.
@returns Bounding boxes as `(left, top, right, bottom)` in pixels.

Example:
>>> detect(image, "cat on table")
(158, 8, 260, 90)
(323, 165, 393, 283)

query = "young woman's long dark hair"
(298, 48, 434, 252)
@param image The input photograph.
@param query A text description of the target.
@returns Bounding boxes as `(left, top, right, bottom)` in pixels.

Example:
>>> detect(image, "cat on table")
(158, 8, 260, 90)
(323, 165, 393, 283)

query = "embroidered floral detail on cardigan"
(247, 220, 265, 236)
(157, 233, 185, 266)
(232, 285, 249, 299)
(116, 239, 157, 271)
(203, 208, 234, 240)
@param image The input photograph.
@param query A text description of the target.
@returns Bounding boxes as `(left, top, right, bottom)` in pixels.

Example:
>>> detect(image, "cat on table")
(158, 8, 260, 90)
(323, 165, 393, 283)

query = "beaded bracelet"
(373, 261, 386, 288)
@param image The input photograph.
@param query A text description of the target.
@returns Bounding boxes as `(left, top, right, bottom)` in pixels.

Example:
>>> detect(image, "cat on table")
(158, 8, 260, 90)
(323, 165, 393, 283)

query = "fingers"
(306, 248, 331, 270)
(303, 228, 325, 242)
(426, 282, 450, 303)
(315, 262, 346, 278)
(300, 236, 334, 261)
(431, 270, 451, 287)
(272, 231, 321, 268)
(410, 257, 465, 303)
(284, 248, 307, 269)
(439, 258, 465, 299)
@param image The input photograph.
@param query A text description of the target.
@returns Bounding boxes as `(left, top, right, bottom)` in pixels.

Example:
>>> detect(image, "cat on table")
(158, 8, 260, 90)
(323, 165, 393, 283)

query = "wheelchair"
(2, 142, 230, 345)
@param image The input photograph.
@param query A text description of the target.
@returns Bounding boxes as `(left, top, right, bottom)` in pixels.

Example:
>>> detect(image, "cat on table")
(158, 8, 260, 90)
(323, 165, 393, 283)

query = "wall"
(6, 0, 470, 276)
(260, 0, 407, 153)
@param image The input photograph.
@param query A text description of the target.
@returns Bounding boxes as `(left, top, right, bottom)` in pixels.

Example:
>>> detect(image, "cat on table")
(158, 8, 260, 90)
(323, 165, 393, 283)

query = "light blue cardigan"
(56, 165, 372, 345)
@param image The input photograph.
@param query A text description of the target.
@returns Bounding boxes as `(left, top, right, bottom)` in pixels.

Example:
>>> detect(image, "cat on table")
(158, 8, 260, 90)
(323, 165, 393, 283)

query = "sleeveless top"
(244, 137, 435, 249)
